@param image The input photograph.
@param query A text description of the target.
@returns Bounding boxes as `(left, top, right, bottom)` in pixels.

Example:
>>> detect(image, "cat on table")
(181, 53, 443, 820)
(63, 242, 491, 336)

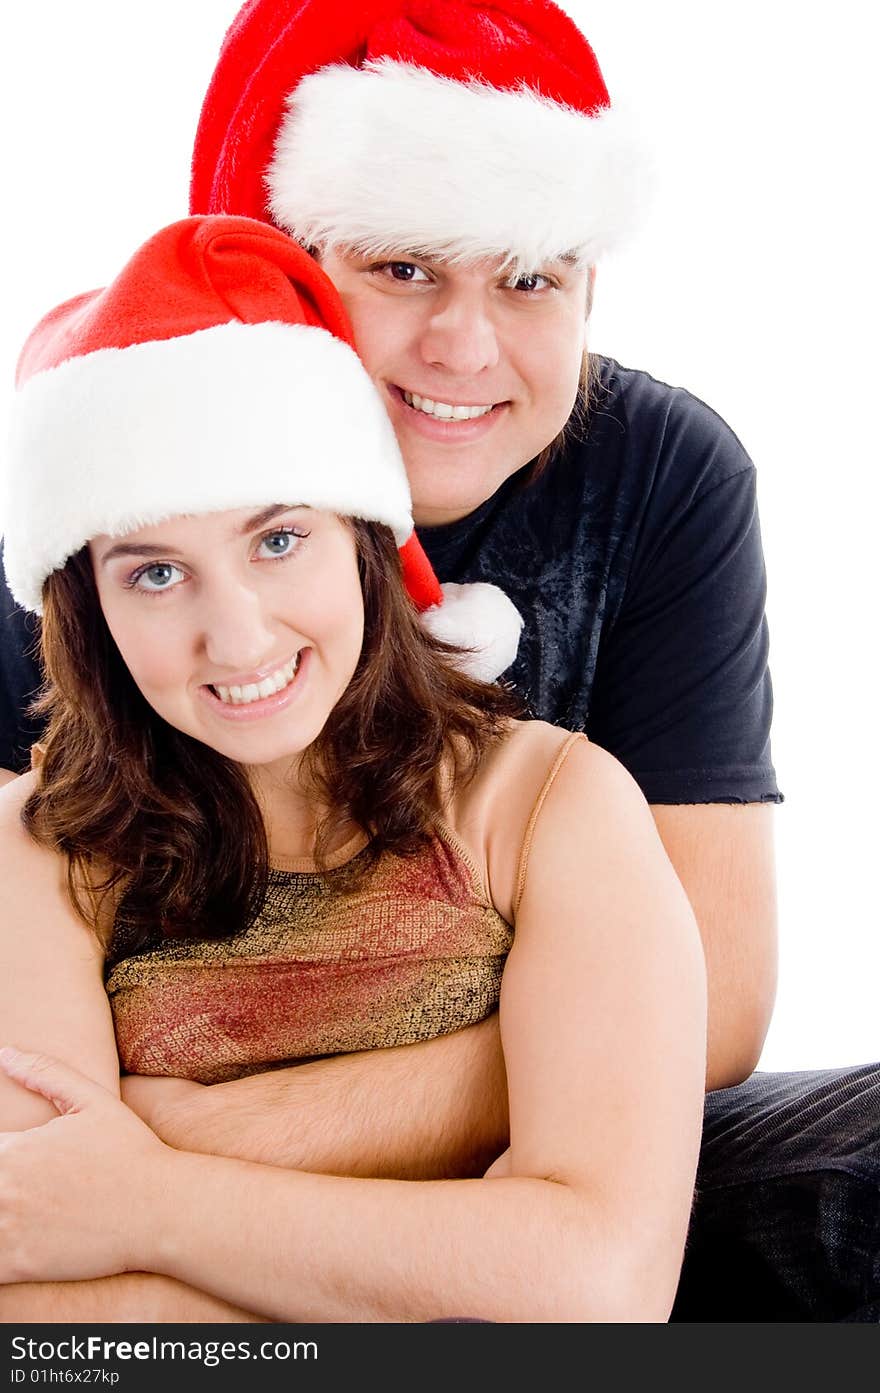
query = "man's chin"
(408, 461, 526, 528)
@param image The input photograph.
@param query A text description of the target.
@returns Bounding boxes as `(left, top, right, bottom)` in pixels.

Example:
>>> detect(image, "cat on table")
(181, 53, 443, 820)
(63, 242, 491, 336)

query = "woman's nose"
(200, 580, 277, 673)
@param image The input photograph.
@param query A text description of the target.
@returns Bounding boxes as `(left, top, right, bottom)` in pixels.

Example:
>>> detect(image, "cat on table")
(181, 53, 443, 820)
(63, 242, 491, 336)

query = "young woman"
(0, 215, 705, 1323)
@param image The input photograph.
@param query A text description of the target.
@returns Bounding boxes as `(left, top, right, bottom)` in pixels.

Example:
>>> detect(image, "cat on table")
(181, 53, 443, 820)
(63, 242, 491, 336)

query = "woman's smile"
(200, 647, 311, 721)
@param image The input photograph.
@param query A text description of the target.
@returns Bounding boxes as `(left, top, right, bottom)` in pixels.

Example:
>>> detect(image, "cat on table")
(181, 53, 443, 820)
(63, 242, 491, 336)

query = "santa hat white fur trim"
(5, 319, 412, 613)
(268, 60, 645, 270)
(421, 581, 523, 683)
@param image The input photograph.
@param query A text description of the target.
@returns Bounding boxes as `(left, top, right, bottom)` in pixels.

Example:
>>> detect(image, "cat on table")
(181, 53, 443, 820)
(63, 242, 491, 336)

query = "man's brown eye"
(514, 274, 546, 292)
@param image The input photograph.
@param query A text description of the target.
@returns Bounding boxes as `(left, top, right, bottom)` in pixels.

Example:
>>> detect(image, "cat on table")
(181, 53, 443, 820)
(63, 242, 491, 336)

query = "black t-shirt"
(419, 357, 781, 804)
(0, 356, 781, 803)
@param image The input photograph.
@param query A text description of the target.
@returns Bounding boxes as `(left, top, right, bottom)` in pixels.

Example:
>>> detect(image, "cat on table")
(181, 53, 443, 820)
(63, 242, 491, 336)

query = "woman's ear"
(586, 265, 596, 321)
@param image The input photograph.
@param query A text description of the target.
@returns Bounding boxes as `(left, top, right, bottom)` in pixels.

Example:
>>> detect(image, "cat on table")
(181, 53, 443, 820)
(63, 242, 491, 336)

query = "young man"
(1, 0, 877, 1321)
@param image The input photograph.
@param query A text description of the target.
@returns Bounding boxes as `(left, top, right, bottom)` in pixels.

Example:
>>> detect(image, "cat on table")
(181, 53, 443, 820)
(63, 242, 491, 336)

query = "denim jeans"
(671, 1064, 880, 1321)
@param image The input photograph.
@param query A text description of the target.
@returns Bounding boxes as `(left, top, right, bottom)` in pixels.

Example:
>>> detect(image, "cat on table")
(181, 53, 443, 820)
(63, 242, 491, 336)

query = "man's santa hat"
(191, 0, 643, 270)
(3, 216, 521, 681)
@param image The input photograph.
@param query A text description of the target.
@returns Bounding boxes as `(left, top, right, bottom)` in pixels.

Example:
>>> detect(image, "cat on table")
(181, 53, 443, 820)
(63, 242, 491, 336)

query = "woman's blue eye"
(132, 563, 183, 592)
(259, 531, 295, 557)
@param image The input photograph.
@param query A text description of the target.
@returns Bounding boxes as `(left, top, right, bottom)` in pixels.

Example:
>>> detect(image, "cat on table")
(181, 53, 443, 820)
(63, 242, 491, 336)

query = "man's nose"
(200, 578, 277, 672)
(418, 293, 501, 377)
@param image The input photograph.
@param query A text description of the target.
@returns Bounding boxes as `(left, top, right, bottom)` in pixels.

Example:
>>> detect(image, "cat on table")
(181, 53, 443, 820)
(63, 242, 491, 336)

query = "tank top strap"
(512, 730, 588, 918)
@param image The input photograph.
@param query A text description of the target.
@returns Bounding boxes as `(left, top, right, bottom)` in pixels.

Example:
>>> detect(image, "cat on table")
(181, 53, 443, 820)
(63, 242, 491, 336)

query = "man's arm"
(651, 802, 777, 1090)
(587, 430, 781, 1090)
(124, 1012, 509, 1178)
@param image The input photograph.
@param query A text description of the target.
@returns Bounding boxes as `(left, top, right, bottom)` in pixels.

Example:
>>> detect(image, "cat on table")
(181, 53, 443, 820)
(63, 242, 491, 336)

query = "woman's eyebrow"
(236, 504, 301, 535)
(99, 541, 170, 565)
(99, 506, 306, 566)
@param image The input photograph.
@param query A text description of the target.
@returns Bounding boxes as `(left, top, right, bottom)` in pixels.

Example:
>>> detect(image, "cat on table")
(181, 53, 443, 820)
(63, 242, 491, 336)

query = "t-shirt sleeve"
(587, 447, 782, 806)
(0, 540, 44, 773)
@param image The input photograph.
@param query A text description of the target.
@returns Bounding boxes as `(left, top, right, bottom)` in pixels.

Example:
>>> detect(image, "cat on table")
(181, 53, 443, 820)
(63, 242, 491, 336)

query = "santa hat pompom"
(421, 581, 523, 684)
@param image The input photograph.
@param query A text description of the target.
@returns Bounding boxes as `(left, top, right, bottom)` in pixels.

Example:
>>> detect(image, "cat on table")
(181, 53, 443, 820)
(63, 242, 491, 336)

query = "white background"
(1, 3, 877, 1070)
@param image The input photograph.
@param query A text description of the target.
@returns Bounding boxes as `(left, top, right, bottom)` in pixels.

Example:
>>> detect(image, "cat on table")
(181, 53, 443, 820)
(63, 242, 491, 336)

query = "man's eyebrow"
(99, 505, 305, 566)
(533, 251, 579, 269)
(504, 252, 580, 276)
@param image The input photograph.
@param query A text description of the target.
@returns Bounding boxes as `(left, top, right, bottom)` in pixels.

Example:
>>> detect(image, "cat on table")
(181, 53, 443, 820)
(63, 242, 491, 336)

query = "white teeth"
(403, 390, 494, 420)
(213, 652, 301, 706)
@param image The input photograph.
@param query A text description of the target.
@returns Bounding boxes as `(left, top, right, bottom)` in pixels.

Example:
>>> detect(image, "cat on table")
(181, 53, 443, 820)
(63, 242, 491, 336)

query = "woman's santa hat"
(3, 215, 521, 681)
(191, 0, 644, 270)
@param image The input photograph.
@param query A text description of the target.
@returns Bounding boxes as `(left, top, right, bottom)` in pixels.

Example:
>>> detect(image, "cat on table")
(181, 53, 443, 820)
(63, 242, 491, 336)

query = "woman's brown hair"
(23, 521, 521, 958)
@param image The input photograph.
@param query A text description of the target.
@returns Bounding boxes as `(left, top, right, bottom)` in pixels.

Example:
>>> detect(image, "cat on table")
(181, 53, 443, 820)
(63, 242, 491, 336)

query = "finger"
(0, 1047, 111, 1116)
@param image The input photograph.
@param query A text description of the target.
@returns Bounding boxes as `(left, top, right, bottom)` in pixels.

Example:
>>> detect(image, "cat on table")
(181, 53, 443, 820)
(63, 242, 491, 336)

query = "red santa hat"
(191, 0, 643, 270)
(3, 215, 521, 681)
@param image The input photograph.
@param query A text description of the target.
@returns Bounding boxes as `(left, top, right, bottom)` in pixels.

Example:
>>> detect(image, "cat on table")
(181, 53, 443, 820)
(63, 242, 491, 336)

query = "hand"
(0, 1047, 170, 1285)
(121, 1073, 206, 1147)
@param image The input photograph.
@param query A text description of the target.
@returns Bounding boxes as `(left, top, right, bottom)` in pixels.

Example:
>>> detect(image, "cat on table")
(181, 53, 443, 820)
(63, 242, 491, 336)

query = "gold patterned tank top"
(105, 820, 513, 1084)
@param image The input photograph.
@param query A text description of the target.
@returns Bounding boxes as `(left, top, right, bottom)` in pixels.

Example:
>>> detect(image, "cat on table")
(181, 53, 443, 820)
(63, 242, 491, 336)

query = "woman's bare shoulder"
(0, 771, 119, 953)
(471, 719, 632, 808)
(0, 770, 84, 925)
(473, 715, 579, 776)
(446, 720, 616, 921)
(0, 769, 39, 840)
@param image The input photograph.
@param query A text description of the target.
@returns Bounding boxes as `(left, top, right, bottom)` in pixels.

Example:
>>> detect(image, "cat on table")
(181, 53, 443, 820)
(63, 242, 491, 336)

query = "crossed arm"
(124, 799, 776, 1179)
(0, 782, 773, 1321)
(0, 743, 707, 1322)
(0, 1022, 506, 1323)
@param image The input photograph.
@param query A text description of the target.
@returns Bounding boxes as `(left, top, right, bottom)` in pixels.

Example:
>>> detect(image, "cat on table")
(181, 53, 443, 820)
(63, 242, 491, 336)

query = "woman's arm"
(0, 775, 267, 1323)
(0, 741, 707, 1322)
(0, 1274, 268, 1324)
(0, 774, 121, 1125)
